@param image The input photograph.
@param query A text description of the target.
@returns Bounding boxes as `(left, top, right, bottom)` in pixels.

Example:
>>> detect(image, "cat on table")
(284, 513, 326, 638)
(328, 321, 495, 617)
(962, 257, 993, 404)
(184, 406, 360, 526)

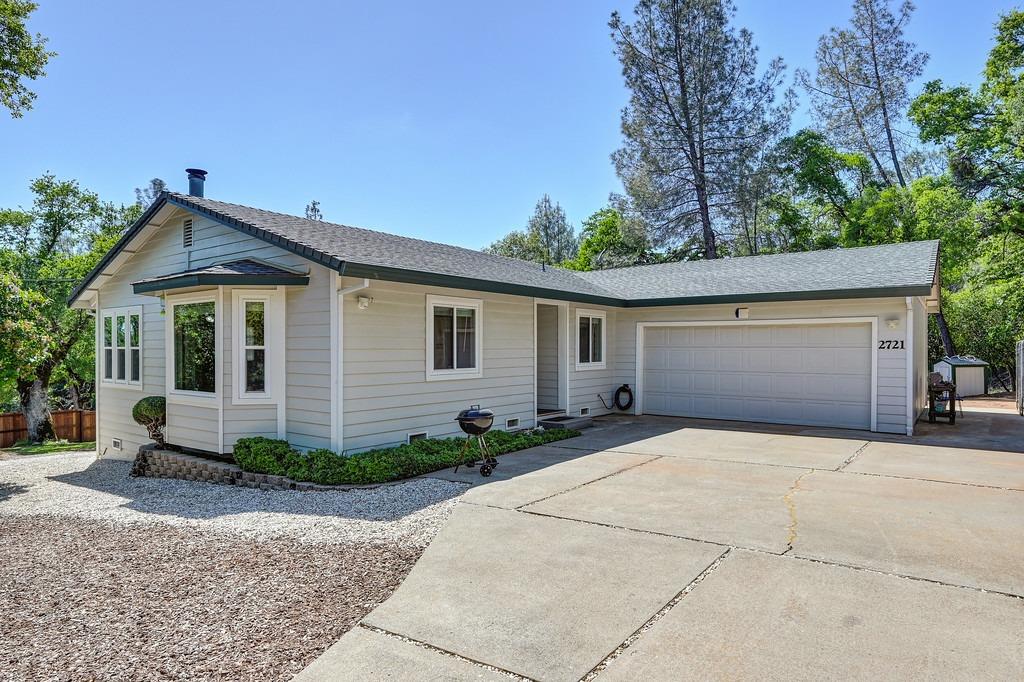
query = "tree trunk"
(18, 378, 54, 443)
(934, 312, 956, 358)
(867, 23, 907, 188)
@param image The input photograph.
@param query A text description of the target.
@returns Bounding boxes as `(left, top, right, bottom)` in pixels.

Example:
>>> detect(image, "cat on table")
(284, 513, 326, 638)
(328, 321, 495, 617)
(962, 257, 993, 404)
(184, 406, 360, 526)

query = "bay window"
(171, 299, 217, 394)
(100, 306, 142, 386)
(576, 309, 606, 370)
(427, 295, 482, 380)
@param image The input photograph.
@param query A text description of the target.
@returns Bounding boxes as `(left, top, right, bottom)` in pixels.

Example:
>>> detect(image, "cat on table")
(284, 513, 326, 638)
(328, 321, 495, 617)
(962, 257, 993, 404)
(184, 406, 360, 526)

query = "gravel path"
(0, 452, 467, 681)
(0, 452, 465, 546)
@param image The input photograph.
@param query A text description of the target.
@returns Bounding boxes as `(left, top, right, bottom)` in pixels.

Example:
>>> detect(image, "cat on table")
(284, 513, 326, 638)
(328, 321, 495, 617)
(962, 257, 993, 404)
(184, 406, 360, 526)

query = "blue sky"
(1, 0, 1016, 248)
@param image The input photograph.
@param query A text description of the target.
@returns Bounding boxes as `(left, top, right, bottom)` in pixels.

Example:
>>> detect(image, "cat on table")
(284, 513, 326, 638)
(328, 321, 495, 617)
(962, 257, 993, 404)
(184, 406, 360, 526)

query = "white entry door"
(641, 322, 874, 430)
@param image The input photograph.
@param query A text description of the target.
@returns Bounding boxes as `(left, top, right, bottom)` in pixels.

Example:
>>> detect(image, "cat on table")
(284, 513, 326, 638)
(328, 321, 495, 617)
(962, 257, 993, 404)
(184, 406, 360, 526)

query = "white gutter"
(333, 277, 371, 452)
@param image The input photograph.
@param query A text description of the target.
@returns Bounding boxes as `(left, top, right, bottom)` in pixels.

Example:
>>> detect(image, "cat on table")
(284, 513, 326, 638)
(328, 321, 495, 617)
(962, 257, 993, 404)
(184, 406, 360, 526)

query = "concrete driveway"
(297, 410, 1024, 681)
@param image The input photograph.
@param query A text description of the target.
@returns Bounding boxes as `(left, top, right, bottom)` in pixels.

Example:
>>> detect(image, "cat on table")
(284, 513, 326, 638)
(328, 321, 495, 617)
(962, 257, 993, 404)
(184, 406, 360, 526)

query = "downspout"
(334, 274, 371, 452)
(87, 304, 99, 457)
(906, 297, 914, 436)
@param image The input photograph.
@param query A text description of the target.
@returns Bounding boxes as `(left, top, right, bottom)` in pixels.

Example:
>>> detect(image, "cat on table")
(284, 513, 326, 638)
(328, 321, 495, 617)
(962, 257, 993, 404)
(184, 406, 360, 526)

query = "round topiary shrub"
(132, 396, 166, 447)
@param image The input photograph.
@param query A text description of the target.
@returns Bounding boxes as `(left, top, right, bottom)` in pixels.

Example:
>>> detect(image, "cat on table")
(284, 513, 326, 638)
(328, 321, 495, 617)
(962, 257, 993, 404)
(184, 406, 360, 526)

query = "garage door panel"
(802, 348, 837, 372)
(835, 324, 872, 346)
(693, 327, 717, 345)
(693, 349, 716, 368)
(718, 350, 744, 371)
(667, 327, 692, 345)
(771, 349, 803, 372)
(772, 326, 805, 345)
(643, 323, 873, 430)
(744, 374, 774, 396)
(747, 326, 773, 346)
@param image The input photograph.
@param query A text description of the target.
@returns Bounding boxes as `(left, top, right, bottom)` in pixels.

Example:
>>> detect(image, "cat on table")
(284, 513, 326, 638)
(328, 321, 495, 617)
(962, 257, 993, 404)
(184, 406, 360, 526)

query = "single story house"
(69, 171, 942, 460)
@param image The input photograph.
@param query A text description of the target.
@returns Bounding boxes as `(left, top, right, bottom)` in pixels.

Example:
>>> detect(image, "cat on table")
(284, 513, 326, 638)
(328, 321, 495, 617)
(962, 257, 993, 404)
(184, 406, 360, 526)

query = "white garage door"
(641, 323, 873, 430)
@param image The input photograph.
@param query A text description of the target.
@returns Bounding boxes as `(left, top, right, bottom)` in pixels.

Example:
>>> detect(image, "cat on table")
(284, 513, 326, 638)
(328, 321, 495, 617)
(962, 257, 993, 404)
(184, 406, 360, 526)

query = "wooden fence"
(0, 410, 96, 448)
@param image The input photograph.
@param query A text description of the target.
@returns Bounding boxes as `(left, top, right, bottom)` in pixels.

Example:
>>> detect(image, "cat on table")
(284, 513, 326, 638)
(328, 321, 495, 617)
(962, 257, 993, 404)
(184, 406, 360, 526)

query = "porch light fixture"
(357, 295, 373, 310)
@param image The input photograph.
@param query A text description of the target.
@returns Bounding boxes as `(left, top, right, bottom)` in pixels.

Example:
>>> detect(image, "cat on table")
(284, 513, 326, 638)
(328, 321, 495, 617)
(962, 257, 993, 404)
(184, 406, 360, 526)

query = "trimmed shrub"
(232, 427, 581, 486)
(131, 396, 166, 446)
(233, 437, 299, 476)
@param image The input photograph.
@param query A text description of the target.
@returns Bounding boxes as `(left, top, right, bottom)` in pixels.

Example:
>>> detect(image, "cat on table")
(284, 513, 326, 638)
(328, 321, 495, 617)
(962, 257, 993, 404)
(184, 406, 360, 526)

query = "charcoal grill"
(454, 405, 498, 476)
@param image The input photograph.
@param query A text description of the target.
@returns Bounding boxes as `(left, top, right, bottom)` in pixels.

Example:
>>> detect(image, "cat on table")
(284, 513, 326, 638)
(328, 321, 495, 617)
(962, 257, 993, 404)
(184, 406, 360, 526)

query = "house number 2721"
(877, 340, 905, 350)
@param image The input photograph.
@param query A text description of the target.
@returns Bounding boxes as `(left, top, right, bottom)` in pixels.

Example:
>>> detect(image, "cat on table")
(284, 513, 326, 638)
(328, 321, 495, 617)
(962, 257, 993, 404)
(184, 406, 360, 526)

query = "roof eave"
(132, 273, 310, 295)
(337, 261, 626, 307)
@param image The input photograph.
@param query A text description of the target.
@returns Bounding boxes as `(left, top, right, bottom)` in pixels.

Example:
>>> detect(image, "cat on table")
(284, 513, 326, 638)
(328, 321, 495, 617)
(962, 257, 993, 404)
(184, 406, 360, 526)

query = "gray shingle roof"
(130, 258, 310, 294)
(132, 258, 301, 285)
(69, 191, 940, 307)
(168, 193, 622, 304)
(573, 241, 940, 304)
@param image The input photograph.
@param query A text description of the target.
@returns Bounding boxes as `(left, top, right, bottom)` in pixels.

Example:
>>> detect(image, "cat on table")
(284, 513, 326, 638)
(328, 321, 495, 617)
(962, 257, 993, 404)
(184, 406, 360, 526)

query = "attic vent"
(182, 218, 194, 248)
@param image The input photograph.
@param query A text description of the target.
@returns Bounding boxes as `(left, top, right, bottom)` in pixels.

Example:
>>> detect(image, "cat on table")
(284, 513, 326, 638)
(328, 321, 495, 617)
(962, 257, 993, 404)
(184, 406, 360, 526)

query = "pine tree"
(798, 0, 928, 188)
(611, 0, 790, 260)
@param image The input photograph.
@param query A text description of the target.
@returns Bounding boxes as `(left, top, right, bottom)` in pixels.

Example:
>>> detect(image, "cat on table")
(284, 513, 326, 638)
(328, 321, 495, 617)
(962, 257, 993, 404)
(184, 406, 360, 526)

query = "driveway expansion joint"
(839, 468, 1024, 492)
(835, 441, 871, 471)
(786, 553, 1024, 601)
(512, 455, 664, 509)
(357, 624, 536, 681)
(581, 548, 734, 681)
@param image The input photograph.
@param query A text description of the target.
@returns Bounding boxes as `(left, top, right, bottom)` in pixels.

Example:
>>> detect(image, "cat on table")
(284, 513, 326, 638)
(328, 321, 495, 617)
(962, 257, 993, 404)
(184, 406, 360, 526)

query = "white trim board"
(634, 317, 880, 432)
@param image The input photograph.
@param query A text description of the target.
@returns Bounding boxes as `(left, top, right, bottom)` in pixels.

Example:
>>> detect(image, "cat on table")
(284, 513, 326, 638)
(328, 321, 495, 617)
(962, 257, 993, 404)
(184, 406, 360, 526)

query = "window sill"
(426, 369, 483, 382)
(99, 381, 144, 391)
(575, 362, 607, 372)
(167, 390, 219, 407)
(231, 394, 276, 407)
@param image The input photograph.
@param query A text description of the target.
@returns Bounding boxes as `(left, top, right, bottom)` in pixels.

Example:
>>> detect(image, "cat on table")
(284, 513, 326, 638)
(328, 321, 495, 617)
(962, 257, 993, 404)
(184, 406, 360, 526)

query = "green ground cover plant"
(232, 428, 580, 485)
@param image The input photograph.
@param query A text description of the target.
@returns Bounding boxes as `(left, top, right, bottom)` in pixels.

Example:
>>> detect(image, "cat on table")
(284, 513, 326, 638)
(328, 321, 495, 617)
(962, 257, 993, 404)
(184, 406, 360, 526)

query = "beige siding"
(567, 304, 619, 418)
(285, 265, 333, 451)
(340, 279, 535, 453)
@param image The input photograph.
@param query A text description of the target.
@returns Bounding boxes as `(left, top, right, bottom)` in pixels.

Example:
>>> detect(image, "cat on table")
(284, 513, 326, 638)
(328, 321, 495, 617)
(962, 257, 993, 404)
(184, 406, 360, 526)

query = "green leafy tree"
(611, 0, 791, 259)
(909, 10, 1024, 237)
(0, 0, 55, 117)
(0, 175, 139, 441)
(563, 207, 655, 270)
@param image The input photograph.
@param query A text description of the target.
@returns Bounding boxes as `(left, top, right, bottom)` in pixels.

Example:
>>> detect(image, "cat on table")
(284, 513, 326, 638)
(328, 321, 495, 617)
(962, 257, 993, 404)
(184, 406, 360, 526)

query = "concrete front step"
(538, 415, 593, 430)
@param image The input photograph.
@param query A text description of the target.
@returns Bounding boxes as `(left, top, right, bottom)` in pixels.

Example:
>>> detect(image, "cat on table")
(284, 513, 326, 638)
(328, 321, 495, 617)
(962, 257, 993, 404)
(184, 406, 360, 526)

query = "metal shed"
(934, 356, 989, 397)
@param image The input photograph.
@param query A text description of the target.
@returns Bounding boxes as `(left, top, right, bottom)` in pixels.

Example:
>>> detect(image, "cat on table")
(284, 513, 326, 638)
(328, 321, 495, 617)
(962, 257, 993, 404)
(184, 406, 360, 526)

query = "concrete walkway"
(297, 412, 1024, 681)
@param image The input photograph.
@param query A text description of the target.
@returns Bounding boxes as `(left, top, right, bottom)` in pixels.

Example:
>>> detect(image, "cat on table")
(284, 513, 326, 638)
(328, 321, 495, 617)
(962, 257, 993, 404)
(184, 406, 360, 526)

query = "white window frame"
(100, 305, 143, 389)
(575, 308, 607, 371)
(165, 292, 221, 406)
(231, 289, 285, 405)
(426, 294, 483, 381)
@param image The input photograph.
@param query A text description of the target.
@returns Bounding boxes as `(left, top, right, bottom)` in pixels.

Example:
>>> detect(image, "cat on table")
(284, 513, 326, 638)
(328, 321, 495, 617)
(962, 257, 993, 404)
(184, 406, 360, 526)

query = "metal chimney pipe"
(186, 168, 207, 197)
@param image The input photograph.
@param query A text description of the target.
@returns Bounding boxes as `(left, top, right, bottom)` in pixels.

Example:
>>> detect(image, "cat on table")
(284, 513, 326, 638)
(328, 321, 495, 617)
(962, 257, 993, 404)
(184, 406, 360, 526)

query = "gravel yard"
(0, 452, 466, 681)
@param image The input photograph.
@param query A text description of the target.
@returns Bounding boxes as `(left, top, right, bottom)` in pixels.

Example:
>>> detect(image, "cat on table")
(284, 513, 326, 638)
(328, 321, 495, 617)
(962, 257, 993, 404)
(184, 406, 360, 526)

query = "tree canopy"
(0, 0, 55, 117)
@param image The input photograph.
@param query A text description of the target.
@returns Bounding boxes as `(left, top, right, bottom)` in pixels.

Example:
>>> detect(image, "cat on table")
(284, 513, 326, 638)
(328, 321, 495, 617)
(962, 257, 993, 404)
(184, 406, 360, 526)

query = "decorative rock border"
(135, 444, 393, 492)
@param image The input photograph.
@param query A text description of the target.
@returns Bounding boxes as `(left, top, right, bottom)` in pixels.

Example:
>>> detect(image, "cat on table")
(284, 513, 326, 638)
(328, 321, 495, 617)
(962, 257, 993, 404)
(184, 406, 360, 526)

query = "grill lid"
(456, 407, 494, 421)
